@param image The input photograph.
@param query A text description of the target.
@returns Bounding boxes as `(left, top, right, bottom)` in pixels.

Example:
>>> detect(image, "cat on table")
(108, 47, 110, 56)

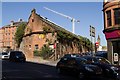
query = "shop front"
(105, 29, 120, 65)
(112, 41, 120, 65)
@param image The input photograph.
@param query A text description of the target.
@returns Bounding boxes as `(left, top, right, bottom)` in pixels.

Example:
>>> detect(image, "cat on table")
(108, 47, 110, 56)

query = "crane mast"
(44, 7, 79, 34)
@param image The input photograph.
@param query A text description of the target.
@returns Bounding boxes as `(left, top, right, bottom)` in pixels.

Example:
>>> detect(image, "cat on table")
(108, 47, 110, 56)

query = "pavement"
(27, 56, 59, 66)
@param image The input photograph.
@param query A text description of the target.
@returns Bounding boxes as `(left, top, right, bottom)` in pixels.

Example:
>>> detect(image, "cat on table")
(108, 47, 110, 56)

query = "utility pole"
(44, 7, 80, 34)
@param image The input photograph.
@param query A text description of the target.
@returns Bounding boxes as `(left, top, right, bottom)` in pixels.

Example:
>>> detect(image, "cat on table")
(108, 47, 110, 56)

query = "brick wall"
(22, 9, 85, 60)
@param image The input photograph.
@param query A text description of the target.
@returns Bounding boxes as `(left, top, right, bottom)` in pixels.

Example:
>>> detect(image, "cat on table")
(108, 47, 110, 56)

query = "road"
(2, 60, 119, 80)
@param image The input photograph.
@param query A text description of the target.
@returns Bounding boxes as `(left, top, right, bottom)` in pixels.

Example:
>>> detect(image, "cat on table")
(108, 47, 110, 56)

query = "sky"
(1, 0, 105, 2)
(1, 2, 107, 46)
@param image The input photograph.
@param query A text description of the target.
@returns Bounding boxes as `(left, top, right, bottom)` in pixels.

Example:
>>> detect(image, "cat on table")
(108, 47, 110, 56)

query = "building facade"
(103, 0, 120, 65)
(2, 20, 27, 51)
(0, 28, 3, 52)
(21, 9, 90, 60)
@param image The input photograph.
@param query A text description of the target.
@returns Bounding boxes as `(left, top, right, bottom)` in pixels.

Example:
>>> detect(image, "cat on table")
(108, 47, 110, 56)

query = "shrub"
(39, 45, 53, 59)
(33, 50, 41, 56)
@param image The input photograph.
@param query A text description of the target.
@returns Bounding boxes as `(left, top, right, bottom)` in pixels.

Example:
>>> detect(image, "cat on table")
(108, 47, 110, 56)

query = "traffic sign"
(90, 25, 95, 37)
(95, 42, 99, 46)
(114, 53, 118, 62)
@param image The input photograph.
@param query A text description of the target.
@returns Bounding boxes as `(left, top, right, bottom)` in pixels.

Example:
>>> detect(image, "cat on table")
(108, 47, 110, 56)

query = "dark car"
(9, 51, 26, 62)
(63, 54, 81, 58)
(95, 51, 107, 59)
(56, 55, 102, 78)
(82, 56, 119, 79)
(82, 52, 94, 56)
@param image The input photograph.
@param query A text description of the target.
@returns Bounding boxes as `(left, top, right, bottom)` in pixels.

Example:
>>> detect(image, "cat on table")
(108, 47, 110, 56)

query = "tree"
(15, 23, 27, 48)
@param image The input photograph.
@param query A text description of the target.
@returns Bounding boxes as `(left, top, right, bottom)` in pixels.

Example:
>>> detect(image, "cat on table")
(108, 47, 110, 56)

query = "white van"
(2, 52, 9, 59)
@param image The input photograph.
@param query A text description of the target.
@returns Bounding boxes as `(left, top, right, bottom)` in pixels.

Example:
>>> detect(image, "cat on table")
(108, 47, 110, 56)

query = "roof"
(2, 22, 27, 28)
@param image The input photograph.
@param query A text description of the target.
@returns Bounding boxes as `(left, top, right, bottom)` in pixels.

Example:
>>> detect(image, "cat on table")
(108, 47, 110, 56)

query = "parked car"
(95, 51, 107, 59)
(56, 55, 102, 78)
(63, 54, 81, 58)
(1, 52, 9, 60)
(9, 51, 26, 62)
(82, 56, 119, 79)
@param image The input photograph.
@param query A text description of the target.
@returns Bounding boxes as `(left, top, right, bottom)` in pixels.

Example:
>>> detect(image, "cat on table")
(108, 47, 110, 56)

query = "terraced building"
(103, 0, 120, 65)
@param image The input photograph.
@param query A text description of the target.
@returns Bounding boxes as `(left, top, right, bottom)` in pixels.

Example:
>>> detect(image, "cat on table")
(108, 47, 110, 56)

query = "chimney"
(45, 17, 48, 19)
(10, 21, 14, 26)
(18, 18, 23, 22)
(31, 8, 36, 14)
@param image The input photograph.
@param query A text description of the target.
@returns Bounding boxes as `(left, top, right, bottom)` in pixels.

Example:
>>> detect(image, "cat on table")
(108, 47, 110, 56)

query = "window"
(12, 32, 14, 34)
(12, 37, 14, 40)
(12, 42, 14, 46)
(67, 59, 76, 65)
(5, 29, 7, 33)
(32, 19, 34, 22)
(113, 41, 120, 54)
(7, 42, 10, 46)
(106, 10, 112, 27)
(29, 45, 31, 49)
(35, 44, 38, 50)
(114, 8, 120, 25)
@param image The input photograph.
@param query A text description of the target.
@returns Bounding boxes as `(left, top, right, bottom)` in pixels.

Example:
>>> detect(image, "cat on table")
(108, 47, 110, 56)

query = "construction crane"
(44, 7, 80, 34)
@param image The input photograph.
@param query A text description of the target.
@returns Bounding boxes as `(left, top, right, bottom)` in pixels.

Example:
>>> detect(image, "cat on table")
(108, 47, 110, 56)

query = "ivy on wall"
(43, 26, 52, 33)
(42, 26, 92, 52)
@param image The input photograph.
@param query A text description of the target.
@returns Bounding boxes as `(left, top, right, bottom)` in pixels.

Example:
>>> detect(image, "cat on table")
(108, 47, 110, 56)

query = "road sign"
(95, 42, 99, 46)
(90, 25, 95, 37)
(114, 53, 118, 62)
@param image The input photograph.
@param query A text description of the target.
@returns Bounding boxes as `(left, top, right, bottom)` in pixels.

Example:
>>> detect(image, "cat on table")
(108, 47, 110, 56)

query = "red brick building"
(2, 20, 27, 51)
(103, 0, 120, 65)
(21, 9, 89, 60)
(0, 28, 3, 52)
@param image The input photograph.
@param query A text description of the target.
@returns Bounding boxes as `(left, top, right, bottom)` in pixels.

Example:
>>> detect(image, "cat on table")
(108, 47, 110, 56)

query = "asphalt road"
(2, 60, 119, 80)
